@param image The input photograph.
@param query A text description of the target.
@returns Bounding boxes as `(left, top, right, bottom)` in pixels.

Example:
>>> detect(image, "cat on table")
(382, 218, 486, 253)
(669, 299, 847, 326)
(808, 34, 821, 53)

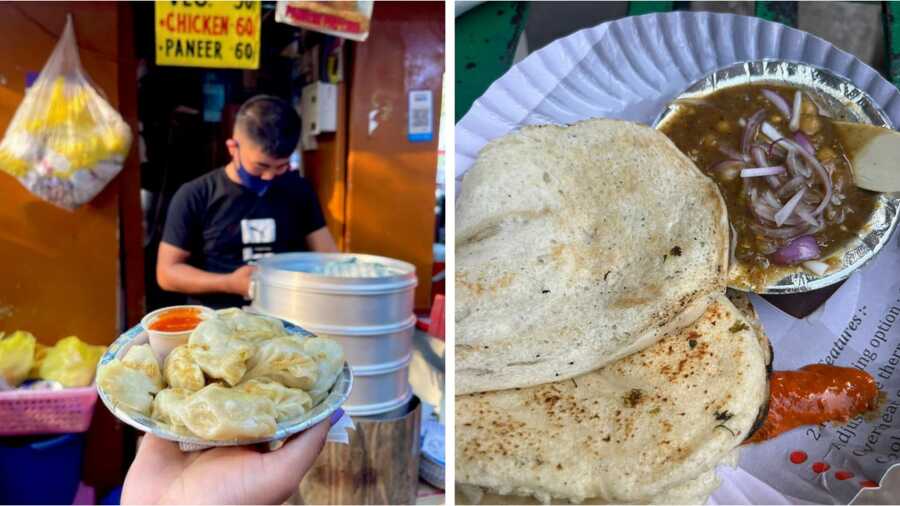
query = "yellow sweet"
(39, 336, 106, 387)
(101, 124, 129, 156)
(28, 342, 48, 379)
(0, 330, 36, 387)
(66, 89, 94, 129)
(44, 78, 69, 128)
(0, 148, 30, 177)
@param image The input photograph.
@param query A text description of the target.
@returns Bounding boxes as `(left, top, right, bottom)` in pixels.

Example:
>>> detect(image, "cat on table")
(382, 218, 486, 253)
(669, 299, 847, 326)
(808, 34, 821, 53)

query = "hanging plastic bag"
(0, 330, 37, 387)
(275, 1, 373, 42)
(39, 336, 106, 387)
(0, 14, 132, 210)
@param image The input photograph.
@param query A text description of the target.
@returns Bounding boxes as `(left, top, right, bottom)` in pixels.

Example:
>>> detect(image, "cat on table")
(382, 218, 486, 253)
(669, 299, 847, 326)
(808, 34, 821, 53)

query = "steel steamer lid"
(254, 253, 418, 294)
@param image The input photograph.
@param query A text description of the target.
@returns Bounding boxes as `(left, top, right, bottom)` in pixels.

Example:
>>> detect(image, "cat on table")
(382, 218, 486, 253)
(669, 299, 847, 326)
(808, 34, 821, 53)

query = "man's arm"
(157, 242, 254, 297)
(306, 226, 338, 253)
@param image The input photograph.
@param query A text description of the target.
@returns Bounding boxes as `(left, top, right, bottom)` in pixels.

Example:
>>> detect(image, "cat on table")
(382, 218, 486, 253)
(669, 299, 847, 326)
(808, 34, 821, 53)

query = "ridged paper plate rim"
(456, 12, 900, 183)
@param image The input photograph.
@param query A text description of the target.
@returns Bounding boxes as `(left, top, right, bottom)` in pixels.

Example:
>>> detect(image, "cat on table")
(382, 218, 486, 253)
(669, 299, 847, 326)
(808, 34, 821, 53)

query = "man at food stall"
(157, 95, 337, 309)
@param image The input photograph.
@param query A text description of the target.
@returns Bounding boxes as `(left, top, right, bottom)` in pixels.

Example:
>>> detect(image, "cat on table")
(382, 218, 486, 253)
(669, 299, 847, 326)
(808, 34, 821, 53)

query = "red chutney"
(746, 364, 879, 444)
(148, 308, 203, 332)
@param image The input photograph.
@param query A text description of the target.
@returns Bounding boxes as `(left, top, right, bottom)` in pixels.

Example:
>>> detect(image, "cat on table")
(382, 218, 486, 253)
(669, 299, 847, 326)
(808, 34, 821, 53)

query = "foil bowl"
(96, 319, 352, 451)
(654, 59, 900, 294)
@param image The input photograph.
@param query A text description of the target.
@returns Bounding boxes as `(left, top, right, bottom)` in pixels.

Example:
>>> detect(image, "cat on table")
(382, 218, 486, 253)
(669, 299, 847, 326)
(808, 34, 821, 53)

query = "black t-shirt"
(162, 168, 326, 308)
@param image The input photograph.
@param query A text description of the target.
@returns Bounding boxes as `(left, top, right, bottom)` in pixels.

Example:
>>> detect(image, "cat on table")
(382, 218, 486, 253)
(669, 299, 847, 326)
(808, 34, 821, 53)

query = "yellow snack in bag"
(101, 124, 130, 156)
(28, 342, 49, 379)
(0, 330, 36, 387)
(0, 16, 132, 210)
(0, 148, 30, 177)
(39, 336, 106, 387)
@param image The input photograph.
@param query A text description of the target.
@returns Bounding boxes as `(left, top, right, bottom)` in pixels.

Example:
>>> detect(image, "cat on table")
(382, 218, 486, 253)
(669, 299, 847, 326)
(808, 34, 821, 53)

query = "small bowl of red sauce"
(141, 305, 214, 363)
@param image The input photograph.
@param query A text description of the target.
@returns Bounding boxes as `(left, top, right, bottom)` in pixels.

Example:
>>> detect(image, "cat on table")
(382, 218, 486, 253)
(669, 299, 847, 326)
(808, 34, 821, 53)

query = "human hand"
(121, 413, 336, 505)
(227, 264, 256, 298)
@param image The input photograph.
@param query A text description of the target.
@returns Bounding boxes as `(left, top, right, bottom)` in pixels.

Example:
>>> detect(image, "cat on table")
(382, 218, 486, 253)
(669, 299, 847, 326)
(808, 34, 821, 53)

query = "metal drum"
(343, 355, 413, 417)
(301, 316, 417, 369)
(251, 253, 418, 416)
(251, 253, 417, 327)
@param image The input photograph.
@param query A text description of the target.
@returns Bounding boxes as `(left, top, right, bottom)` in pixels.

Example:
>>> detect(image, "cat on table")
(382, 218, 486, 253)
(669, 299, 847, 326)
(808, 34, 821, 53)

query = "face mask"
(234, 142, 272, 196)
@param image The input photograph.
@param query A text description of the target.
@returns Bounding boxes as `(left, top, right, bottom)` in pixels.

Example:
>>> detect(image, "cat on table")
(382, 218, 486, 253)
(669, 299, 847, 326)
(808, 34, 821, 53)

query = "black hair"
(234, 95, 301, 158)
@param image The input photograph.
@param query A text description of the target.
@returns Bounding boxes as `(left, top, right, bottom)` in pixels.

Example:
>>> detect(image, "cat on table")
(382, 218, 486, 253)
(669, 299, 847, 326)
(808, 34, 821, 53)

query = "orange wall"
(346, 2, 443, 310)
(0, 3, 125, 345)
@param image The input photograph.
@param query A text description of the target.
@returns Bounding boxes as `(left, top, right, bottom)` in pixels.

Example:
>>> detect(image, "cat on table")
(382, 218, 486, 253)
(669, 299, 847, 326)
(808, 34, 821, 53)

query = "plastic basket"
(0, 385, 98, 435)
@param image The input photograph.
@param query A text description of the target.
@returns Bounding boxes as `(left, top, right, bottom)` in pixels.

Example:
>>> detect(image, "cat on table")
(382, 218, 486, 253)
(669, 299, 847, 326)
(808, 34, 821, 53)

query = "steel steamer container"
(250, 253, 417, 416)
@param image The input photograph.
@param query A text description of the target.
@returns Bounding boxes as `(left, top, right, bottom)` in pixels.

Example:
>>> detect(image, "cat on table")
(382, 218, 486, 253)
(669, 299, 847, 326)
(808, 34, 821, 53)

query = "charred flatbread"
(456, 119, 729, 394)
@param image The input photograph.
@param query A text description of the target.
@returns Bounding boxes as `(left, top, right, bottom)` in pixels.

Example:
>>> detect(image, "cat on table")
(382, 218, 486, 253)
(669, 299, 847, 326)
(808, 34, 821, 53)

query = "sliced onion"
(750, 193, 803, 226)
(774, 187, 807, 226)
(770, 235, 821, 265)
(793, 146, 833, 216)
(793, 131, 815, 155)
(761, 122, 785, 141)
(796, 206, 820, 227)
(741, 166, 786, 178)
(749, 188, 775, 220)
(742, 109, 767, 155)
(751, 145, 769, 167)
(761, 89, 792, 117)
(750, 221, 810, 239)
(718, 145, 750, 162)
(803, 189, 823, 205)
(777, 176, 806, 198)
(766, 175, 783, 188)
(768, 137, 794, 157)
(784, 150, 800, 177)
(803, 260, 829, 276)
(751, 199, 778, 222)
(789, 91, 802, 132)
(786, 151, 811, 178)
(766, 135, 833, 216)
(762, 189, 782, 209)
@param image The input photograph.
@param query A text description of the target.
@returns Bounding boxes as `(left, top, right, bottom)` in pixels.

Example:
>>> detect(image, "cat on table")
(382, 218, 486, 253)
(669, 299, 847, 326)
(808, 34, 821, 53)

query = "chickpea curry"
(659, 84, 878, 289)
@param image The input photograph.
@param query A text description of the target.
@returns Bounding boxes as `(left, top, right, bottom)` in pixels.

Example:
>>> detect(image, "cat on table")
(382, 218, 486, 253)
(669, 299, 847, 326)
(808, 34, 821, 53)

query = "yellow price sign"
(155, 1, 260, 69)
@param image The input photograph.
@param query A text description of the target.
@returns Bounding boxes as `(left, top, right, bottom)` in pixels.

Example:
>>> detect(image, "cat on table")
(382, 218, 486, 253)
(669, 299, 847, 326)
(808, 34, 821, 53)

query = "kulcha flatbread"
(455, 294, 769, 504)
(456, 119, 729, 395)
(726, 289, 773, 367)
(458, 465, 725, 506)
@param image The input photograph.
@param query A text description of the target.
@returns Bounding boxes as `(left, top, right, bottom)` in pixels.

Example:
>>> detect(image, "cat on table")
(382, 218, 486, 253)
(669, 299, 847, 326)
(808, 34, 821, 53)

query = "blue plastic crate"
(0, 433, 85, 504)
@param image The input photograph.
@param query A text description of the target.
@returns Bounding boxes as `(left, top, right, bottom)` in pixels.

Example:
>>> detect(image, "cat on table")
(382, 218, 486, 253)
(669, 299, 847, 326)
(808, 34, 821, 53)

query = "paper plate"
(456, 11, 900, 182)
(455, 10, 900, 505)
(96, 319, 352, 450)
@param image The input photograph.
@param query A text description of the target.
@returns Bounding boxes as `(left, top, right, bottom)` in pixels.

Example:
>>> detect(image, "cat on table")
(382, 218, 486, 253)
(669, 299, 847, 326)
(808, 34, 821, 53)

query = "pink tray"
(0, 386, 97, 435)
